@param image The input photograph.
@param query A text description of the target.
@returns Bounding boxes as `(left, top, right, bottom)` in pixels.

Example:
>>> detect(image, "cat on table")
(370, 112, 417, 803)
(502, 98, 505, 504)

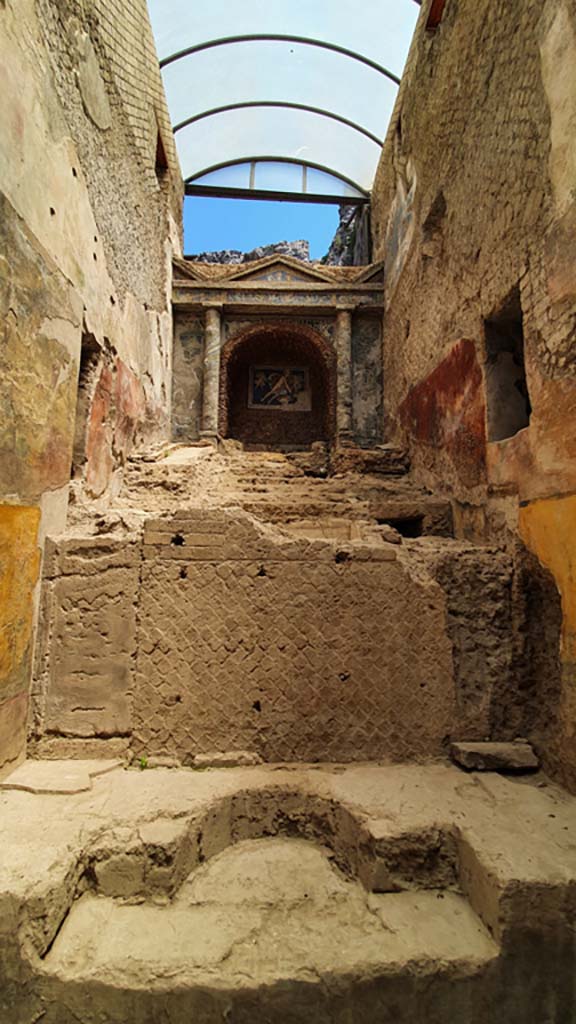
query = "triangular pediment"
(226, 256, 334, 284)
(172, 257, 208, 281)
(355, 261, 385, 284)
(172, 255, 383, 286)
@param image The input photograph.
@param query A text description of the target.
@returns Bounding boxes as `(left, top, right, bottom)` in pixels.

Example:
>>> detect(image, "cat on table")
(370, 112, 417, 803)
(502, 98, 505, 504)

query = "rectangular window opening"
(484, 286, 531, 443)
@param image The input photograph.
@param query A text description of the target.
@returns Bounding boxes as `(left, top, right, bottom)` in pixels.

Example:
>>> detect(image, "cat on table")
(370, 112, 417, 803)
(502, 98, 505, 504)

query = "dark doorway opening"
(484, 286, 531, 442)
(377, 516, 424, 538)
(71, 332, 101, 479)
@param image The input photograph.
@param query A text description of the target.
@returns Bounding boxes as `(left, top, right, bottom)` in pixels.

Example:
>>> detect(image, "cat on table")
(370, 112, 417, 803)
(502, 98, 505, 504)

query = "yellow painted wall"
(0, 505, 40, 772)
(519, 493, 576, 787)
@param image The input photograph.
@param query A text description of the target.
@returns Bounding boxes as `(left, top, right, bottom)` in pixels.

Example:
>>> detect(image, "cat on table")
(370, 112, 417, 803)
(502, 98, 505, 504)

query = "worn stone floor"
(66, 442, 452, 537)
(1, 760, 575, 1022)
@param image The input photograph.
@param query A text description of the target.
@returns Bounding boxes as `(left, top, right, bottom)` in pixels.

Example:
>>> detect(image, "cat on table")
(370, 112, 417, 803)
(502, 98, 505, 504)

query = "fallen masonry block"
(145, 755, 181, 769)
(0, 759, 123, 794)
(451, 741, 539, 773)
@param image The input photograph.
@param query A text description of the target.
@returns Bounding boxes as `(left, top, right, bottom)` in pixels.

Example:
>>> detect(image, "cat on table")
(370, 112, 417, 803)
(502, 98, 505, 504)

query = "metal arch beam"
(185, 185, 367, 205)
(185, 156, 370, 197)
(174, 102, 383, 147)
(160, 34, 401, 86)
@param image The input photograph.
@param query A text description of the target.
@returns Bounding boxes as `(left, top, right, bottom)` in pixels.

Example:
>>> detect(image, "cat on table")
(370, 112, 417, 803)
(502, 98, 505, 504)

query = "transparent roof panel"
(193, 162, 365, 201)
(147, 0, 420, 199)
(178, 106, 377, 190)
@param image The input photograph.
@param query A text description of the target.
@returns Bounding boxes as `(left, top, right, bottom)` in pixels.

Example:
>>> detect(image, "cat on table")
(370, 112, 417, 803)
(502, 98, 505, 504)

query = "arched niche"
(219, 323, 336, 449)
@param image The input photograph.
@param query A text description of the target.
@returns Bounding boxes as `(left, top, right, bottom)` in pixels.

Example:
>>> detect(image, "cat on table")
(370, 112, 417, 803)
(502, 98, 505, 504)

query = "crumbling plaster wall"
(371, 0, 576, 787)
(0, 0, 183, 774)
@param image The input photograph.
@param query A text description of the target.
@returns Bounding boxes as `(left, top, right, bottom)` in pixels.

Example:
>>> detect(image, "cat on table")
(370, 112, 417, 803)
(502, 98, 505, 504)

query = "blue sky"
(183, 196, 340, 259)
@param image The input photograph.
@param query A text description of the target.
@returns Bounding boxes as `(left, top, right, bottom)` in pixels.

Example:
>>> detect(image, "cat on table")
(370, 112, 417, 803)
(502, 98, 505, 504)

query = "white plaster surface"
(540, 2, 576, 216)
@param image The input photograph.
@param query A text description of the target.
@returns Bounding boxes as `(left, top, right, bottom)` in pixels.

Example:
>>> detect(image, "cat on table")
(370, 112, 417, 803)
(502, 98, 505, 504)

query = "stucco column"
(335, 306, 354, 442)
(200, 305, 222, 439)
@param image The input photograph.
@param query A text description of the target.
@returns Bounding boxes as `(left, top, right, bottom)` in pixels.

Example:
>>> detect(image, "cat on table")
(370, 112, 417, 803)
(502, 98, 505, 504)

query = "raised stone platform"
(0, 761, 575, 1023)
(32, 504, 514, 765)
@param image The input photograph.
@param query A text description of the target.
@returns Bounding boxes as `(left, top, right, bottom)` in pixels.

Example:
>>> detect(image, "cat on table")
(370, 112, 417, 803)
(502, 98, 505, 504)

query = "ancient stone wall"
(31, 509, 529, 766)
(133, 513, 455, 763)
(371, 0, 576, 788)
(0, 0, 182, 773)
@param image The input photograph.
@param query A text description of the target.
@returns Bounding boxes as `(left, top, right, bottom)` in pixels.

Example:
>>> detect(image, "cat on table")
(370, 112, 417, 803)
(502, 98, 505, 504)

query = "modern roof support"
(184, 185, 368, 205)
(186, 156, 370, 204)
(160, 34, 401, 87)
(151, 4, 421, 202)
(174, 102, 383, 148)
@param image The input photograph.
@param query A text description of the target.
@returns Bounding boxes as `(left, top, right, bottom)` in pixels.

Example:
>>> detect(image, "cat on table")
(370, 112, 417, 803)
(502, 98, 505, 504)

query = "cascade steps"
(6, 443, 575, 1021)
(69, 443, 453, 539)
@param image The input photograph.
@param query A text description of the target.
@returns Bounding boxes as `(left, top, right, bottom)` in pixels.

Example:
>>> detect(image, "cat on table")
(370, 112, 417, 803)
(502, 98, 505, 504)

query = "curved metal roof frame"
(174, 102, 383, 148)
(186, 156, 370, 195)
(160, 34, 401, 86)
(150, 1, 421, 201)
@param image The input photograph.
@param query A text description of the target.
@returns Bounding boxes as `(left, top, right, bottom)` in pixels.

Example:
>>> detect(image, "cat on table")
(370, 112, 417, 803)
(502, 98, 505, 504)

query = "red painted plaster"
(85, 358, 146, 497)
(399, 339, 486, 487)
(85, 364, 114, 497)
(114, 358, 146, 453)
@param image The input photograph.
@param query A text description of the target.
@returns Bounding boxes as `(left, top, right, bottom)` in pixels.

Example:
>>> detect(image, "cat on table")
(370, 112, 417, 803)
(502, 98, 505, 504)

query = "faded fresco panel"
(0, 505, 40, 771)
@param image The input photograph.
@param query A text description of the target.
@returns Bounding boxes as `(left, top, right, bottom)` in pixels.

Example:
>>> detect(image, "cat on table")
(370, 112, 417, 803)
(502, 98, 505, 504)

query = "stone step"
(72, 445, 450, 544)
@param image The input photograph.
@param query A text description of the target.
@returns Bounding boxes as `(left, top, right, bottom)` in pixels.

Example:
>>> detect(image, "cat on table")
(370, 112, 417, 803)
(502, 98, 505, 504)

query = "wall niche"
(484, 286, 531, 442)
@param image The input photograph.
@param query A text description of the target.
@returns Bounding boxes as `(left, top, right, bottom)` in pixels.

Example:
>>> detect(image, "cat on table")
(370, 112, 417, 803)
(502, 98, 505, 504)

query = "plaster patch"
(0, 693, 29, 776)
(519, 494, 576, 661)
(75, 32, 112, 131)
(40, 316, 82, 361)
(539, 3, 576, 216)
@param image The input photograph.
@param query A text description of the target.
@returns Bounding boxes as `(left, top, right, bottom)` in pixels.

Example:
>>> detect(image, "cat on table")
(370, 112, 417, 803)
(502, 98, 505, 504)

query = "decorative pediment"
(226, 256, 334, 284)
(355, 261, 385, 284)
(172, 255, 386, 290)
(172, 257, 207, 281)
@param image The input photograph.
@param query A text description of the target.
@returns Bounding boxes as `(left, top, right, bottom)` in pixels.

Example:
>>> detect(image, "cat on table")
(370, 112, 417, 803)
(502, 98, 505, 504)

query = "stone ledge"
(451, 741, 540, 773)
(0, 759, 123, 795)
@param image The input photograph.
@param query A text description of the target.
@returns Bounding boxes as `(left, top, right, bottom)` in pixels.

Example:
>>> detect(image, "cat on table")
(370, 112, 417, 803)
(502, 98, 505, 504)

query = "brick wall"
(90, 0, 178, 198)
